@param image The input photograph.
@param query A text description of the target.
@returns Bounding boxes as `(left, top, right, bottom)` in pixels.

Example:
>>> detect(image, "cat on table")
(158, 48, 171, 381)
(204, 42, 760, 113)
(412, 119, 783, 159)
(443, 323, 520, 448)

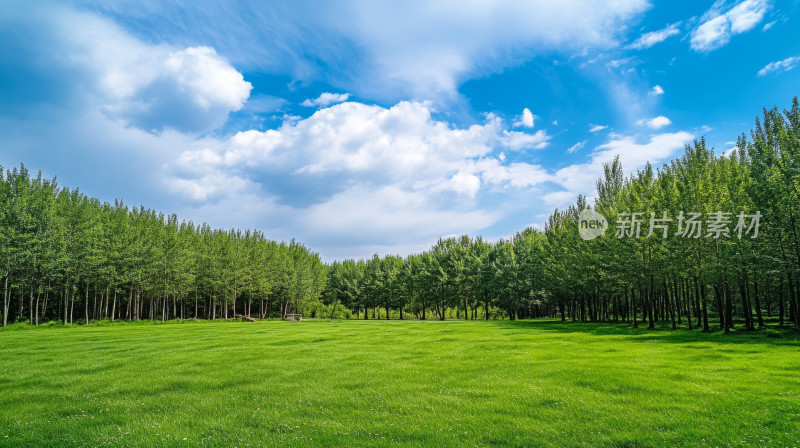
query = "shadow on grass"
(495, 318, 800, 346)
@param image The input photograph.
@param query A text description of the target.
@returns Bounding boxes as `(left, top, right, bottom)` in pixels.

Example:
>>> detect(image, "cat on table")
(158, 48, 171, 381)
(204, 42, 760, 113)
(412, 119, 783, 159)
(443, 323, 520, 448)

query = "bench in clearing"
(283, 314, 303, 321)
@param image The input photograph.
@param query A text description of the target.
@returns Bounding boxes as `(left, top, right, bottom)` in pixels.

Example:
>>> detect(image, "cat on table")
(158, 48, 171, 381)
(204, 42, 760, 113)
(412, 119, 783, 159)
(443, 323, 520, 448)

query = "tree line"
(0, 172, 326, 326)
(2, 98, 799, 331)
(320, 98, 800, 332)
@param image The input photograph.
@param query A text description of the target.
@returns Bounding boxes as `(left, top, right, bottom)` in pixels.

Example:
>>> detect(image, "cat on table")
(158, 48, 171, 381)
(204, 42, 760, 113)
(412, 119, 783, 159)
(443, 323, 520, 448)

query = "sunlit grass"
(1, 319, 799, 447)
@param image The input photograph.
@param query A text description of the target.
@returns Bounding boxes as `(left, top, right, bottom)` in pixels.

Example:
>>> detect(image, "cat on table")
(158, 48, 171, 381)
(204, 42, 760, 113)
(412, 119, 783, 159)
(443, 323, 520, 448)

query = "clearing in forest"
(1, 319, 798, 447)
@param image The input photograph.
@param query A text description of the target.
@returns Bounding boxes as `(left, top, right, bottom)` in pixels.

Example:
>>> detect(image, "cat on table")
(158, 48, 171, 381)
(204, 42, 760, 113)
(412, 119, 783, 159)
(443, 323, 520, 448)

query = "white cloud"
(164, 47, 251, 111)
(550, 131, 694, 206)
(502, 129, 550, 150)
(47, 8, 252, 134)
(177, 101, 550, 185)
(650, 85, 664, 95)
(335, 1, 650, 99)
(85, 1, 650, 101)
(589, 124, 608, 133)
(167, 101, 555, 256)
(690, 0, 769, 52)
(636, 116, 672, 129)
(476, 159, 552, 189)
(567, 141, 586, 154)
(762, 20, 776, 31)
(513, 108, 535, 128)
(628, 22, 681, 49)
(593, 132, 692, 170)
(543, 190, 577, 207)
(432, 171, 482, 198)
(0, 2, 702, 260)
(722, 146, 738, 157)
(757, 56, 800, 76)
(166, 99, 697, 258)
(301, 92, 350, 107)
(607, 57, 635, 69)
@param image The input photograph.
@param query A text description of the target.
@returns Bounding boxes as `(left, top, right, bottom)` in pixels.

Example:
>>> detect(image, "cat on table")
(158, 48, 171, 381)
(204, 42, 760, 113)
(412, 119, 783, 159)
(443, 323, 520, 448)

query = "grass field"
(1, 320, 799, 447)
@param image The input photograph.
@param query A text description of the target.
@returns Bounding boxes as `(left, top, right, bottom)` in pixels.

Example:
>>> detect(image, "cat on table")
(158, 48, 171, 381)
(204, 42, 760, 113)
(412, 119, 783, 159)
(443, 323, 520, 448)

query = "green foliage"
(0, 167, 326, 326)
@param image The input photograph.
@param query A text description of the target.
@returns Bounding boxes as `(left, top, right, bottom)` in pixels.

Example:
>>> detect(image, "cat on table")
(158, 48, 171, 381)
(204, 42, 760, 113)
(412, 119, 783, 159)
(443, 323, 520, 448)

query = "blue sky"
(1, 0, 798, 260)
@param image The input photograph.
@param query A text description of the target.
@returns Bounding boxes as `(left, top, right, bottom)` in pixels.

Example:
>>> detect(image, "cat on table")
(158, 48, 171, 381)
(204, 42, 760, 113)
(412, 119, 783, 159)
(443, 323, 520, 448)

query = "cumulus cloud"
(165, 99, 695, 258)
(43, 8, 253, 134)
(513, 108, 535, 128)
(165, 100, 558, 257)
(690, 0, 769, 52)
(637, 116, 672, 129)
(628, 22, 681, 49)
(650, 85, 664, 95)
(2, 5, 252, 135)
(757, 56, 800, 76)
(301, 92, 350, 107)
(105, 47, 251, 133)
(172, 101, 551, 197)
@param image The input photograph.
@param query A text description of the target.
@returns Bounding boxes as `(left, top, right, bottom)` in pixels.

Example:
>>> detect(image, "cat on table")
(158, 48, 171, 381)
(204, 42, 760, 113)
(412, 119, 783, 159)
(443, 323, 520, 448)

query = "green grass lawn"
(1, 319, 799, 447)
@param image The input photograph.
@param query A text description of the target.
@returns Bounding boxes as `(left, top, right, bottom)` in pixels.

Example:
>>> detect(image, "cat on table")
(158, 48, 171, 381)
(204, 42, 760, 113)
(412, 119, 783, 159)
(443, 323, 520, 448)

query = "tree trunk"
(789, 272, 800, 331)
(683, 279, 693, 330)
(34, 289, 39, 326)
(740, 274, 754, 330)
(42, 286, 49, 325)
(84, 285, 89, 325)
(778, 277, 785, 326)
(693, 277, 702, 328)
(29, 286, 34, 325)
(18, 286, 23, 322)
(714, 283, 726, 329)
(723, 281, 733, 334)
(696, 277, 709, 331)
(765, 283, 772, 317)
(2, 270, 8, 327)
(111, 290, 117, 322)
(666, 280, 676, 330)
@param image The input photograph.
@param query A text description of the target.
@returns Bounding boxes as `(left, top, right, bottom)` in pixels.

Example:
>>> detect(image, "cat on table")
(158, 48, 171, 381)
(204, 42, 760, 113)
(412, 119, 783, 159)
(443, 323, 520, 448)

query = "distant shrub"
(1, 322, 30, 331)
(765, 329, 784, 339)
